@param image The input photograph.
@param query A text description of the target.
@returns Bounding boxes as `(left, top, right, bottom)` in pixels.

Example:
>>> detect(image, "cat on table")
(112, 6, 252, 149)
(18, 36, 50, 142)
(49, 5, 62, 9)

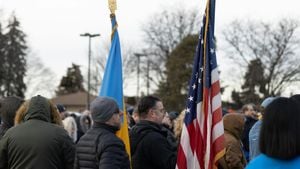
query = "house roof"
(51, 91, 97, 106)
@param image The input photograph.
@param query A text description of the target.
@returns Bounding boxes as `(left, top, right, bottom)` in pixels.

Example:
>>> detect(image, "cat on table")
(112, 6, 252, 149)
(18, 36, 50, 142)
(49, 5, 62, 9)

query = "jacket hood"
(223, 113, 245, 139)
(0, 96, 24, 128)
(24, 95, 51, 122)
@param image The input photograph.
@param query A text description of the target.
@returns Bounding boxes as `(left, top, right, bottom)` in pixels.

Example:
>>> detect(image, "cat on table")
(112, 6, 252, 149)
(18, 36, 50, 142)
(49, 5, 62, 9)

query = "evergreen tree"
(231, 59, 267, 107)
(0, 15, 27, 98)
(156, 35, 198, 112)
(56, 63, 85, 96)
(0, 23, 5, 91)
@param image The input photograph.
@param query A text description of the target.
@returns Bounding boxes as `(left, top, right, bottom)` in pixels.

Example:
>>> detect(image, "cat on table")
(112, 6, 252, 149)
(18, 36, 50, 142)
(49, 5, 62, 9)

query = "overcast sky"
(1, 0, 300, 98)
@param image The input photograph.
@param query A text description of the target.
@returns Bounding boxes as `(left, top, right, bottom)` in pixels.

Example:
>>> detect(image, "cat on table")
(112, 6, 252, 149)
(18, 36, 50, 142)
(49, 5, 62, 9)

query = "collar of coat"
(93, 122, 119, 133)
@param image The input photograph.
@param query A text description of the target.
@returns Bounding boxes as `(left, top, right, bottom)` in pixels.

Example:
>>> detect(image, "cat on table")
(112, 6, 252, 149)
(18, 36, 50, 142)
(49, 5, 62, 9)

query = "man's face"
(132, 112, 139, 123)
(244, 105, 258, 119)
(151, 101, 165, 124)
(162, 112, 172, 128)
(107, 110, 123, 129)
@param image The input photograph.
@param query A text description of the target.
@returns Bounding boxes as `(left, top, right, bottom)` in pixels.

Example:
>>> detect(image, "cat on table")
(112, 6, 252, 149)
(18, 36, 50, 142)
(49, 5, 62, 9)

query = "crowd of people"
(220, 95, 300, 169)
(0, 94, 299, 169)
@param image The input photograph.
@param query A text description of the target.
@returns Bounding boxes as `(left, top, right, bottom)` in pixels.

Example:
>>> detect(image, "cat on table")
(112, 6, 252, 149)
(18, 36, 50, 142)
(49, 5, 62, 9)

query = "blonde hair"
(173, 110, 186, 140)
(14, 99, 63, 126)
(14, 101, 29, 125)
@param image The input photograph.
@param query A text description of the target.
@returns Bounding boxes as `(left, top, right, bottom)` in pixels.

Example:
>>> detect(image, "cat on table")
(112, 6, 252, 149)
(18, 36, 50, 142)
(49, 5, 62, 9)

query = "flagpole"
(80, 33, 100, 110)
(105, 0, 132, 161)
(202, 0, 210, 93)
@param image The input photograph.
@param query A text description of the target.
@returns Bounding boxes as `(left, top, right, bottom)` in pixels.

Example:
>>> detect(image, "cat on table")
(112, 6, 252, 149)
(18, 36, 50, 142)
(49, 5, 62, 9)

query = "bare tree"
(141, 6, 200, 87)
(223, 19, 300, 97)
(25, 53, 57, 98)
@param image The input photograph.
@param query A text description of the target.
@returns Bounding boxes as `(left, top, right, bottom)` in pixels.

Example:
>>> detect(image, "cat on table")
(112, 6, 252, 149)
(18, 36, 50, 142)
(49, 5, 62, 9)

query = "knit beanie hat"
(90, 97, 119, 123)
(56, 104, 66, 113)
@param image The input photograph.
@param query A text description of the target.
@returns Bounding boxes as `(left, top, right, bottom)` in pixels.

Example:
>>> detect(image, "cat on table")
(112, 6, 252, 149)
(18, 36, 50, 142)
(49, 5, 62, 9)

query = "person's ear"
(148, 109, 155, 118)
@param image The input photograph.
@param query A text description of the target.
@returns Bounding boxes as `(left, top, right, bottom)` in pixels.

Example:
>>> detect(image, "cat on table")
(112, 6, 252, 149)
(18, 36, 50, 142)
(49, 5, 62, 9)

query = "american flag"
(176, 0, 225, 169)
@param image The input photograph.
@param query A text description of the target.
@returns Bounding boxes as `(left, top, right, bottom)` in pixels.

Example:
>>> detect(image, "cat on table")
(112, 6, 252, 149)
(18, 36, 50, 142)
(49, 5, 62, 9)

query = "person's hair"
(14, 100, 63, 126)
(259, 97, 300, 159)
(137, 96, 161, 119)
(241, 103, 257, 113)
(173, 110, 186, 140)
(290, 94, 300, 103)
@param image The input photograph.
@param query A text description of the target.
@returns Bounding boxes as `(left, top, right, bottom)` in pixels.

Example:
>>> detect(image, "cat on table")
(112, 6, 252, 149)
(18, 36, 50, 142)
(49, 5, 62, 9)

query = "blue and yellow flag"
(99, 13, 131, 158)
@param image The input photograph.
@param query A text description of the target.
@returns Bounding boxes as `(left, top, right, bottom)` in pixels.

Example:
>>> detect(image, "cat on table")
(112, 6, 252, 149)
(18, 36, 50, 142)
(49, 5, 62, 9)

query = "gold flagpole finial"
(108, 0, 117, 14)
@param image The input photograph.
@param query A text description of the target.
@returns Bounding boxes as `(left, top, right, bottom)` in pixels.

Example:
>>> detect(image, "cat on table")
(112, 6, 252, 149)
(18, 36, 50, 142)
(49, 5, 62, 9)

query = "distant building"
(52, 92, 138, 113)
(51, 91, 97, 112)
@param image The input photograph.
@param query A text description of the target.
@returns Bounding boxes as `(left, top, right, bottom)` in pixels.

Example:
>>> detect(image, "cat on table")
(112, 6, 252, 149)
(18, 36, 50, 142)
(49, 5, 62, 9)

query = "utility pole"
(80, 33, 100, 110)
(134, 52, 149, 98)
(146, 59, 150, 95)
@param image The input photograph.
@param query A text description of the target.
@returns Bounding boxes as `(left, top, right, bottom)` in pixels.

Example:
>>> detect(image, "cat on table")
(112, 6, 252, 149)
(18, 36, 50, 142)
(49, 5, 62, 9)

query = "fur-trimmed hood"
(14, 95, 62, 126)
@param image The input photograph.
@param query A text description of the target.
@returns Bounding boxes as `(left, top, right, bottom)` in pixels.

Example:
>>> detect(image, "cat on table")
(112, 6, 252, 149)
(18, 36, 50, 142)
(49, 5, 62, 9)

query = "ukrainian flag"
(99, 13, 131, 158)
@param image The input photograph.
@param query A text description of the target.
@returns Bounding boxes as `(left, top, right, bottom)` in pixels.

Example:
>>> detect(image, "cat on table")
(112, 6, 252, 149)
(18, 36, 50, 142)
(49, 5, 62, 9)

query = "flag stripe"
(211, 92, 221, 112)
(176, 144, 187, 169)
(211, 67, 219, 84)
(197, 102, 205, 139)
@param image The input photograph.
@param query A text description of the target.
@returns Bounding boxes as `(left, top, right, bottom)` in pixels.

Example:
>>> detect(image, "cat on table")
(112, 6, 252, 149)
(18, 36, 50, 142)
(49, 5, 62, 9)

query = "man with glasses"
(130, 96, 176, 169)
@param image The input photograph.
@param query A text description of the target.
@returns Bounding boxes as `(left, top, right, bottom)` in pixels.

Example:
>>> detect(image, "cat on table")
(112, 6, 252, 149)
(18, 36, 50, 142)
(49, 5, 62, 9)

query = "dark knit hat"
(168, 111, 179, 121)
(90, 97, 119, 123)
(56, 104, 66, 113)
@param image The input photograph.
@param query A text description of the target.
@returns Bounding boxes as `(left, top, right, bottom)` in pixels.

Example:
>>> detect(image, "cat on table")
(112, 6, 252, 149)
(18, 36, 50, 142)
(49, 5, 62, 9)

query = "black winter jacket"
(130, 120, 177, 169)
(0, 124, 9, 140)
(74, 123, 130, 169)
(0, 96, 75, 169)
(241, 116, 257, 152)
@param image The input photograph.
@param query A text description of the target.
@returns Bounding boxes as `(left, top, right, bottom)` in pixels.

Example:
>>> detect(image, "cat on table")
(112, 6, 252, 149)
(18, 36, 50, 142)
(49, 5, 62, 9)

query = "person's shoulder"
(246, 154, 267, 169)
(288, 156, 300, 167)
(246, 154, 300, 169)
(50, 123, 67, 131)
(99, 133, 125, 151)
(292, 156, 300, 162)
(0, 126, 14, 139)
(252, 120, 262, 129)
(50, 123, 73, 138)
(224, 132, 239, 144)
(100, 130, 123, 144)
(249, 120, 262, 136)
(1, 123, 25, 136)
(138, 128, 166, 146)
